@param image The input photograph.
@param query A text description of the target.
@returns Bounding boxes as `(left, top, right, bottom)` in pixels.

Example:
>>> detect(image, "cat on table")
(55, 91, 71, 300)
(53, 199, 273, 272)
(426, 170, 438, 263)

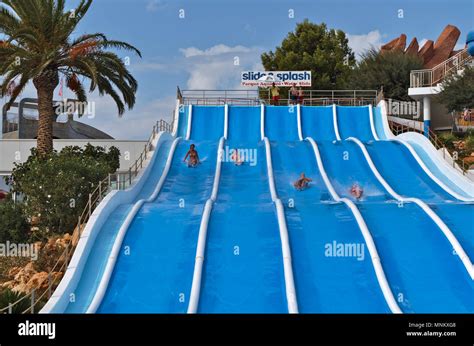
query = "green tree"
(7, 145, 120, 236)
(437, 66, 474, 112)
(349, 48, 424, 100)
(0, 0, 141, 155)
(261, 20, 355, 90)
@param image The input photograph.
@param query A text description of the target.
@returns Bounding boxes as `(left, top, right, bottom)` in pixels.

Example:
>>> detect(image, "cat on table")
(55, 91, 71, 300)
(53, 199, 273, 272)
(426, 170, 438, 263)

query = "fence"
(0, 118, 172, 314)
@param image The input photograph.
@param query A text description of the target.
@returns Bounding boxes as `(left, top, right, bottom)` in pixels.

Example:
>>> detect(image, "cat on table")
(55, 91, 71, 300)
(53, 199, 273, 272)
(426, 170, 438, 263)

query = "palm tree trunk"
(33, 71, 59, 156)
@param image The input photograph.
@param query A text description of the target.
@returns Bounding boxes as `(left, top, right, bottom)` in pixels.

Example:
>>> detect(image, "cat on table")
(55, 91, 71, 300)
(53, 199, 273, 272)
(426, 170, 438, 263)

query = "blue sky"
(2, 0, 473, 139)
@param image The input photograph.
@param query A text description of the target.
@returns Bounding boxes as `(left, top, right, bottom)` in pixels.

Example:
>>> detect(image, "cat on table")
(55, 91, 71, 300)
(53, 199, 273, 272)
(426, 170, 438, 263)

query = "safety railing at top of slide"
(0, 118, 173, 314)
(178, 87, 379, 106)
(389, 121, 471, 175)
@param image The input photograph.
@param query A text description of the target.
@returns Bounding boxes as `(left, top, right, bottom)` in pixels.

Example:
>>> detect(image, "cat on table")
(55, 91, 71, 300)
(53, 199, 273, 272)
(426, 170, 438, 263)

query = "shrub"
(0, 288, 31, 314)
(6, 145, 120, 236)
(0, 200, 30, 243)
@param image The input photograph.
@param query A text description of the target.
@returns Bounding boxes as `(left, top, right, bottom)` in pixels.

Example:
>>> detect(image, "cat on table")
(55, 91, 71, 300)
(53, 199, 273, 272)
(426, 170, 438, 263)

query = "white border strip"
(187, 137, 225, 313)
(86, 137, 182, 313)
(306, 137, 402, 313)
(260, 104, 265, 140)
(224, 104, 229, 139)
(348, 136, 474, 280)
(185, 105, 193, 140)
(172, 99, 180, 137)
(297, 104, 303, 141)
(369, 104, 380, 141)
(332, 104, 342, 141)
(263, 137, 298, 313)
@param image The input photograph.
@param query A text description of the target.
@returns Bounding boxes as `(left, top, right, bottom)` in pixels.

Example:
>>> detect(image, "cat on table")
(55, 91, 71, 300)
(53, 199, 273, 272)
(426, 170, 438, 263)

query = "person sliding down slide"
(350, 183, 363, 200)
(294, 173, 312, 191)
(184, 144, 200, 168)
(231, 148, 243, 166)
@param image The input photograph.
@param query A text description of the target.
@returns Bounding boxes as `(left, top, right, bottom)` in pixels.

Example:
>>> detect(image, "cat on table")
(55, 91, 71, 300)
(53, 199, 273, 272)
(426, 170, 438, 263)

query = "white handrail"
(297, 104, 303, 141)
(86, 137, 181, 313)
(332, 104, 342, 141)
(187, 137, 225, 313)
(348, 137, 474, 280)
(185, 105, 193, 140)
(223, 104, 229, 139)
(260, 104, 265, 140)
(306, 137, 402, 313)
(263, 137, 298, 313)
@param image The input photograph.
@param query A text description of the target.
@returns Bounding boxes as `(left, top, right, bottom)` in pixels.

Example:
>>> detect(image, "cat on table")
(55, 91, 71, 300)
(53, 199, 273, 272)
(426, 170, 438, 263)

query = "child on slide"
(294, 173, 312, 190)
(184, 144, 200, 167)
(231, 148, 243, 166)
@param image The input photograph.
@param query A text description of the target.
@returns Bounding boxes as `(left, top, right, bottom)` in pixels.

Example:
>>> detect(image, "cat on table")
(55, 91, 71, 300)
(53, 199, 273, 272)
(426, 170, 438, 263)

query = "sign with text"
(241, 71, 312, 87)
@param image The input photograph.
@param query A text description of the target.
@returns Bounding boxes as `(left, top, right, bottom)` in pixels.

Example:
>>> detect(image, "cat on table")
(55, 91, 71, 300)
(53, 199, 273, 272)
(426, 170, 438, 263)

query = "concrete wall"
(0, 139, 147, 174)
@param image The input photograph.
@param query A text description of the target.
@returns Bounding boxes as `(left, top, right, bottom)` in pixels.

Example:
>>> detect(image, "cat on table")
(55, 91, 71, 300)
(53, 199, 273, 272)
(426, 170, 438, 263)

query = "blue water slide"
(197, 106, 288, 313)
(467, 30, 474, 56)
(176, 105, 190, 138)
(190, 106, 225, 141)
(264, 105, 299, 141)
(96, 140, 218, 312)
(227, 106, 261, 142)
(317, 141, 474, 312)
(301, 106, 337, 141)
(270, 140, 390, 312)
(336, 106, 374, 141)
(57, 136, 175, 313)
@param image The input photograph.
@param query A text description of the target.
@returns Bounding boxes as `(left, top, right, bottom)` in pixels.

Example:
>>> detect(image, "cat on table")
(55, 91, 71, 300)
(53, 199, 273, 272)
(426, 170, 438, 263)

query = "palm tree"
(0, 0, 141, 155)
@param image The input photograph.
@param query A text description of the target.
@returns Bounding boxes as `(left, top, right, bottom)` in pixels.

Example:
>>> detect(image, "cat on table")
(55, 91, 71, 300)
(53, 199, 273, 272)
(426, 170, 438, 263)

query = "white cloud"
(180, 44, 253, 58)
(347, 30, 383, 59)
(179, 44, 264, 90)
(146, 0, 165, 12)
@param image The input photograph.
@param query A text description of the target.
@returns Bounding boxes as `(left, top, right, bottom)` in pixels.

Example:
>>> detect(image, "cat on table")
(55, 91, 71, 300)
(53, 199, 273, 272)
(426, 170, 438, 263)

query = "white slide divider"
(187, 137, 225, 313)
(332, 104, 342, 140)
(86, 137, 182, 313)
(224, 104, 229, 139)
(306, 137, 402, 313)
(260, 104, 265, 140)
(263, 137, 299, 313)
(297, 104, 303, 140)
(348, 137, 474, 280)
(172, 99, 181, 137)
(373, 102, 473, 201)
(185, 105, 193, 140)
(368, 105, 380, 141)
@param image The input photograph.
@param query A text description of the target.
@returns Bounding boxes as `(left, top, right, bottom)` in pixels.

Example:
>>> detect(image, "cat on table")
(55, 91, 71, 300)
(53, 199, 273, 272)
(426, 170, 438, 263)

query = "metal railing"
(181, 89, 261, 106)
(0, 118, 172, 314)
(389, 121, 470, 174)
(180, 88, 378, 106)
(410, 48, 472, 88)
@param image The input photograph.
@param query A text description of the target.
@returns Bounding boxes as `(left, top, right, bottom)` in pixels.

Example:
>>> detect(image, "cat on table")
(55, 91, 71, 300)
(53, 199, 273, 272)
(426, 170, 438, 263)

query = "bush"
(6, 145, 120, 236)
(0, 200, 30, 243)
(438, 132, 458, 151)
(0, 288, 31, 314)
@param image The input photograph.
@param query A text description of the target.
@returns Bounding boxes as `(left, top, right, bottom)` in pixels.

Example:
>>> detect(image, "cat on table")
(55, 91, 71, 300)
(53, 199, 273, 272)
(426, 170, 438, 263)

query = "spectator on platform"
(290, 83, 298, 105)
(270, 83, 280, 105)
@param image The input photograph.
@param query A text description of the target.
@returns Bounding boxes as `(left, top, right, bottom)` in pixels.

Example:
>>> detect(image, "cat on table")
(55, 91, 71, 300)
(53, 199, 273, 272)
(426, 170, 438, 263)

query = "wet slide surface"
(198, 106, 288, 313)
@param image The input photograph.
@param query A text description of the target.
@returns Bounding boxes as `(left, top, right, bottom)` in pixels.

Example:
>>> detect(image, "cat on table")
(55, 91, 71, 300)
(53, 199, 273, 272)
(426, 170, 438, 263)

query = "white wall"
(0, 139, 147, 174)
